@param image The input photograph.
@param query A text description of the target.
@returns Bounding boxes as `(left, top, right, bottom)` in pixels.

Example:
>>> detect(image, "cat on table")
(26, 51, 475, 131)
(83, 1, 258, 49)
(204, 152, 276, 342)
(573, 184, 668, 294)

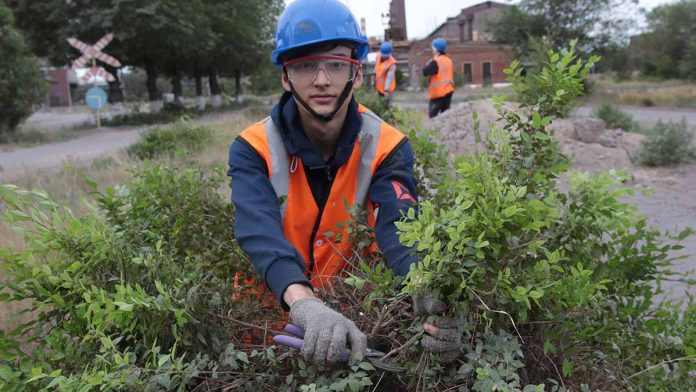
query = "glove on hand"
(413, 292, 466, 363)
(289, 297, 367, 365)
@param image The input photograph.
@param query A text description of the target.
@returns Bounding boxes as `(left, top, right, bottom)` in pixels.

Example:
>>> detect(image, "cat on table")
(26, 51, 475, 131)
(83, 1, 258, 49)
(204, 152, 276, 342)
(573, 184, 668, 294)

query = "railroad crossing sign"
(67, 33, 122, 69)
(82, 66, 115, 84)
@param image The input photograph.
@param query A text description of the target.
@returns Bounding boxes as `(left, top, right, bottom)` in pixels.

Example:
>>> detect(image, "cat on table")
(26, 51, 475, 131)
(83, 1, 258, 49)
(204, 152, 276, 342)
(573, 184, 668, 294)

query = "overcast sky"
(286, 0, 680, 40)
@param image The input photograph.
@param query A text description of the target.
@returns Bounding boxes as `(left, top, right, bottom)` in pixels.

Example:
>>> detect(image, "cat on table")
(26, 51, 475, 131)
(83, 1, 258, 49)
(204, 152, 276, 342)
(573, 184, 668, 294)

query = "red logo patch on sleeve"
(391, 181, 416, 203)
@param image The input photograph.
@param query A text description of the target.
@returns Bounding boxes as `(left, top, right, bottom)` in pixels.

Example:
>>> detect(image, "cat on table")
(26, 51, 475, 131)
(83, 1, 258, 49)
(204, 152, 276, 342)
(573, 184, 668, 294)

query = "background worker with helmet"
(375, 42, 398, 100)
(423, 37, 455, 118)
(227, 0, 463, 367)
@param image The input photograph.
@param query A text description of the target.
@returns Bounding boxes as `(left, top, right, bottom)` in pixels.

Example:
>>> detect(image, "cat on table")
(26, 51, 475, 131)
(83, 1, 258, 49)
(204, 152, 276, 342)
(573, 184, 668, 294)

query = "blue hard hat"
(271, 0, 370, 66)
(432, 37, 448, 52)
(380, 42, 393, 56)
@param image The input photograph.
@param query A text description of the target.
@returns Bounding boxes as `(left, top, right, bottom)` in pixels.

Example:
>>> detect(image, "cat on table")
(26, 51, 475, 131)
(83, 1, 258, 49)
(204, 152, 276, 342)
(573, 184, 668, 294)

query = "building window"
(463, 63, 473, 84)
(482, 62, 492, 84)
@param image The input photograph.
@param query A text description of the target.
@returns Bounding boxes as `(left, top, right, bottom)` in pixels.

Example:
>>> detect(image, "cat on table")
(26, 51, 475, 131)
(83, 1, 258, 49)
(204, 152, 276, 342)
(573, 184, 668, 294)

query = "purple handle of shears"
(274, 324, 350, 362)
(285, 323, 305, 338)
(272, 334, 304, 350)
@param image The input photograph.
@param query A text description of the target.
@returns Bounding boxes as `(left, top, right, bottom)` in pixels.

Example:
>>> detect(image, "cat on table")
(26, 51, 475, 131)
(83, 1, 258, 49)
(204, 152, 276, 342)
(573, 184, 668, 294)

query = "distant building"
(408, 1, 514, 87)
(384, 0, 407, 42)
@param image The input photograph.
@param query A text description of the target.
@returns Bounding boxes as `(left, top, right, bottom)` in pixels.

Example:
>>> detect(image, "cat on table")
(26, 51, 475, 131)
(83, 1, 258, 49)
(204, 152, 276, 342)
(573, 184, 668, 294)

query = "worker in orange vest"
(423, 37, 455, 118)
(375, 42, 398, 100)
(227, 0, 463, 366)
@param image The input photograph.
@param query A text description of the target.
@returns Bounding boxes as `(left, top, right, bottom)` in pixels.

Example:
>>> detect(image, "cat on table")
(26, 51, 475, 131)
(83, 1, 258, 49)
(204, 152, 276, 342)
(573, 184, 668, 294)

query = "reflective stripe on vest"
(428, 54, 455, 100)
(260, 110, 381, 218)
(238, 105, 405, 288)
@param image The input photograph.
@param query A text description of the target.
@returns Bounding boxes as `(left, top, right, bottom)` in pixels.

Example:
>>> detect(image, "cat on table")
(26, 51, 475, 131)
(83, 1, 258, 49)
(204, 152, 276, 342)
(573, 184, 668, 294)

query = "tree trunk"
(208, 67, 222, 108)
(171, 68, 184, 107)
(195, 71, 205, 110)
(234, 69, 241, 100)
(104, 65, 124, 104)
(145, 59, 162, 112)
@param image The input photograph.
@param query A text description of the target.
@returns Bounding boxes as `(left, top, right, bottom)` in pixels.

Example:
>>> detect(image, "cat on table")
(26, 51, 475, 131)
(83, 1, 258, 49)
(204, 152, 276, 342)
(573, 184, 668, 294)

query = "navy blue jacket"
(227, 92, 418, 308)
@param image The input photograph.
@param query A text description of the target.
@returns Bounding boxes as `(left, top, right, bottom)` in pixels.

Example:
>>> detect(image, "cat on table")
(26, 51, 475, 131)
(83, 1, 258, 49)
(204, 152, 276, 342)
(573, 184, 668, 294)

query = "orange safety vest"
(427, 54, 455, 100)
(238, 104, 406, 289)
(375, 53, 398, 95)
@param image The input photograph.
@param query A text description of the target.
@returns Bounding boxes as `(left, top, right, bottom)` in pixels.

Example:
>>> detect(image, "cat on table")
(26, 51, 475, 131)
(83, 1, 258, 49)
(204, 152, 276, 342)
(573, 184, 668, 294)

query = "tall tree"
(0, 3, 45, 138)
(635, 0, 696, 80)
(205, 0, 283, 105)
(489, 0, 639, 55)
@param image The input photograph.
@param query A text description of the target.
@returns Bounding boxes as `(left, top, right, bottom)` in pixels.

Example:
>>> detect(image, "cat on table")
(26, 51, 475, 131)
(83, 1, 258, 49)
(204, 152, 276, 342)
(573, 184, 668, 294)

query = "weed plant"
(591, 104, 640, 133)
(637, 119, 696, 166)
(127, 118, 213, 160)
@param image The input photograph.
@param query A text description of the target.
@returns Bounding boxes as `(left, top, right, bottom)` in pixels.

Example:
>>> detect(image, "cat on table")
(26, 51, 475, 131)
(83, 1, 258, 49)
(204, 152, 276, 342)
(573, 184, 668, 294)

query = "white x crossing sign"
(82, 66, 116, 84)
(68, 33, 122, 69)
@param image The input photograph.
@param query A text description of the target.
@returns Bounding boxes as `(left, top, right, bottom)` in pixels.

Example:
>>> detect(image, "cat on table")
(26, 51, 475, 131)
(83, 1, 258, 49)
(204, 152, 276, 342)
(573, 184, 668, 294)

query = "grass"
(0, 126, 93, 147)
(588, 77, 696, 108)
(0, 111, 258, 332)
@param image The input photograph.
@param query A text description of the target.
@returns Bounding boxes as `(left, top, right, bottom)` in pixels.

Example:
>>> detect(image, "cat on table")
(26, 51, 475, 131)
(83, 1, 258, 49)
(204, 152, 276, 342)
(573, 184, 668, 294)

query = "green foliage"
(506, 39, 600, 118)
(398, 42, 695, 389)
(0, 3, 45, 138)
(353, 88, 395, 123)
(127, 118, 213, 159)
(1, 41, 694, 391)
(636, 119, 696, 166)
(0, 163, 249, 390)
(592, 104, 640, 132)
(635, 0, 696, 80)
(489, 0, 638, 57)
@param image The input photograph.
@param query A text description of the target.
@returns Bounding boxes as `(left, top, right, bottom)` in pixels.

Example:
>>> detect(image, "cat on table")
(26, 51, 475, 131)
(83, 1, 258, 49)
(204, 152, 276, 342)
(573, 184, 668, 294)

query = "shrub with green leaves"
(397, 42, 695, 389)
(636, 119, 696, 166)
(507, 39, 600, 118)
(592, 103, 640, 132)
(127, 118, 213, 159)
(353, 88, 395, 123)
(1, 41, 694, 391)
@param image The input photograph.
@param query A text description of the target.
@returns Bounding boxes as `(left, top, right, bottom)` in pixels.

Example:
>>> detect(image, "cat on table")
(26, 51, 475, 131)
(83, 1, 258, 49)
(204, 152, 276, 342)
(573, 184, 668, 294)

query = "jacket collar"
(271, 91, 363, 169)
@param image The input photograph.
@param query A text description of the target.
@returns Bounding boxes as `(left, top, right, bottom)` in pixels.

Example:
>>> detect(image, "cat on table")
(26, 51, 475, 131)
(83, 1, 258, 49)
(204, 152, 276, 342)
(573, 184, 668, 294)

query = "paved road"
(0, 109, 255, 182)
(0, 127, 142, 182)
(22, 109, 94, 131)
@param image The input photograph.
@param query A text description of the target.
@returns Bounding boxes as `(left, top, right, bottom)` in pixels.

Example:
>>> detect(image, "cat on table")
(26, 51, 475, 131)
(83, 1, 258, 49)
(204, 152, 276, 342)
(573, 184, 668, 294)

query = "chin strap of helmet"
(285, 48, 358, 123)
(288, 79, 355, 122)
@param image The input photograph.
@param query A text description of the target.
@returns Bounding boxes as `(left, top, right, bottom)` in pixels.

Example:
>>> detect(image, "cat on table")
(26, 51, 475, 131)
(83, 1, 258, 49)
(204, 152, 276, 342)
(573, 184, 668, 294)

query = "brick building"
(407, 1, 514, 87)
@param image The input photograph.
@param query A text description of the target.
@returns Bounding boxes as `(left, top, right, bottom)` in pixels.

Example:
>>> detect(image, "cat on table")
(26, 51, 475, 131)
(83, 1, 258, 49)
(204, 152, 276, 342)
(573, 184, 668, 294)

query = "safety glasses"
(284, 55, 360, 86)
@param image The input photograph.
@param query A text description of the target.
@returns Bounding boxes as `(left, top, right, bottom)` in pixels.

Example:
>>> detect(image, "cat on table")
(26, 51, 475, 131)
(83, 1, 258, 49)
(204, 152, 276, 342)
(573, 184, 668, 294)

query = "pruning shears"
(272, 324, 405, 373)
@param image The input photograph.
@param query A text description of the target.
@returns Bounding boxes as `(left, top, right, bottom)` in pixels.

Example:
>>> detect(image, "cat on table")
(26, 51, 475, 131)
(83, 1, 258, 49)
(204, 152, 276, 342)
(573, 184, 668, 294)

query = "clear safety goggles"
(284, 55, 360, 86)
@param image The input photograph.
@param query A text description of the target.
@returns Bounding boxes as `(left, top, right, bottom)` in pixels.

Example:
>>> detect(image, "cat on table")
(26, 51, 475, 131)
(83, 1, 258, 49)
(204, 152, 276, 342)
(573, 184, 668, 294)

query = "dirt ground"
(426, 100, 696, 303)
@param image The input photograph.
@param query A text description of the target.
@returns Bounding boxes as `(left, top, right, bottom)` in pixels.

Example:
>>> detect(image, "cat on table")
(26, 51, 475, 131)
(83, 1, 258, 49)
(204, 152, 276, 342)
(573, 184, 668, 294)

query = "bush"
(507, 39, 600, 118)
(0, 42, 694, 391)
(0, 4, 46, 140)
(637, 119, 696, 166)
(592, 103, 640, 132)
(0, 164, 251, 390)
(353, 88, 395, 123)
(127, 118, 213, 159)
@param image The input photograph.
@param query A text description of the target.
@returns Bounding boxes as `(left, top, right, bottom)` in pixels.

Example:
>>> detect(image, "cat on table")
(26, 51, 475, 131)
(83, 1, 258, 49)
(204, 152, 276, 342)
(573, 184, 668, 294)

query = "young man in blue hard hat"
(227, 0, 463, 366)
(375, 42, 398, 101)
(423, 37, 455, 118)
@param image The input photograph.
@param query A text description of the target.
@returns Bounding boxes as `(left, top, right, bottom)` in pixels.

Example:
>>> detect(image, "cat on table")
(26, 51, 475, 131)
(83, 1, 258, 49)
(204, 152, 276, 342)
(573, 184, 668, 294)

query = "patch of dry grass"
(590, 79, 696, 108)
(0, 111, 258, 332)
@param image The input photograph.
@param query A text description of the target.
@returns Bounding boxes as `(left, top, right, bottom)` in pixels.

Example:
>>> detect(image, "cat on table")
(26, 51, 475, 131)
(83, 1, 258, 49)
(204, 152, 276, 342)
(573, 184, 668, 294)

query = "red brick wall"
(408, 42, 514, 86)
